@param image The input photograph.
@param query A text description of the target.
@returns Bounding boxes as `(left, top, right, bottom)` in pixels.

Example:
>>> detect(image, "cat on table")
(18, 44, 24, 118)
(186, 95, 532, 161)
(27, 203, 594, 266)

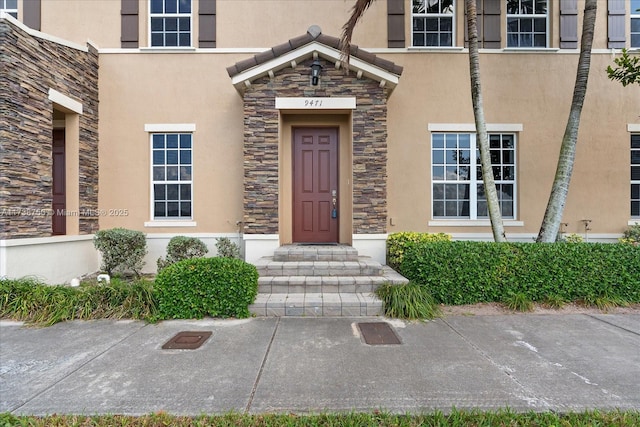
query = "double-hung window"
(432, 133, 516, 219)
(632, 134, 640, 218)
(506, 0, 548, 48)
(150, 0, 192, 47)
(632, 0, 640, 48)
(152, 133, 193, 219)
(0, 0, 17, 18)
(412, 0, 454, 47)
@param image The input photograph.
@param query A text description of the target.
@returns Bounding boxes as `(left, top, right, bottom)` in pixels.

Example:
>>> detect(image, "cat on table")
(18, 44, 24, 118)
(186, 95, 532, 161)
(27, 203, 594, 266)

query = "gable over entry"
(227, 26, 403, 257)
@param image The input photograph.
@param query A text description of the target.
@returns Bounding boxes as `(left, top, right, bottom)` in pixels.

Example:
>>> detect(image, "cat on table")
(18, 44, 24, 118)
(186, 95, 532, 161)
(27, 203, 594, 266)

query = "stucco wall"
(0, 18, 99, 239)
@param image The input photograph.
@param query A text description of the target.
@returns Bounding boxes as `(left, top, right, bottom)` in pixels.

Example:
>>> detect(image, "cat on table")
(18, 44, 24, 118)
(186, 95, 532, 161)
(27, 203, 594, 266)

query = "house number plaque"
(275, 97, 356, 110)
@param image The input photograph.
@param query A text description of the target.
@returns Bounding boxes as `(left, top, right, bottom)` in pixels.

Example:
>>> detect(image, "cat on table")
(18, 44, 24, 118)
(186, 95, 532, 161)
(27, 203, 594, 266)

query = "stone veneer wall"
(0, 19, 99, 239)
(243, 57, 388, 235)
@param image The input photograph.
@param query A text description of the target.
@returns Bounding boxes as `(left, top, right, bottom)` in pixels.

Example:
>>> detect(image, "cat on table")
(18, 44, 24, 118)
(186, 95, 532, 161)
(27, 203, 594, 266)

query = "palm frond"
(340, 0, 376, 71)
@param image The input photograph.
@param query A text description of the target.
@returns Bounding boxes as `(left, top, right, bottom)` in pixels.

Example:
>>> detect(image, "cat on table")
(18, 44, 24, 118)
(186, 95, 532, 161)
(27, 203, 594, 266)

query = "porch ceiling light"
(310, 59, 323, 86)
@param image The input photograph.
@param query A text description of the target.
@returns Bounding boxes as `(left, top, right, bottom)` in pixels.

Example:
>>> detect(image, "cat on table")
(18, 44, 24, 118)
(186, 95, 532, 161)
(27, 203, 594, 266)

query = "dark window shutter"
(387, 0, 404, 48)
(608, 0, 626, 48)
(121, 0, 138, 48)
(199, 0, 216, 48)
(23, 0, 41, 30)
(482, 0, 501, 48)
(560, 0, 578, 48)
(465, 0, 500, 48)
(464, 0, 481, 46)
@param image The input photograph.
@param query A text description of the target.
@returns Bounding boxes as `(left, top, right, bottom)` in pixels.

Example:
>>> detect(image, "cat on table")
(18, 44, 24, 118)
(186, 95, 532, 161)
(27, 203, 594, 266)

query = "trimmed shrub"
(215, 237, 241, 259)
(401, 241, 640, 306)
(94, 228, 147, 276)
(154, 257, 258, 320)
(157, 236, 209, 271)
(386, 232, 451, 270)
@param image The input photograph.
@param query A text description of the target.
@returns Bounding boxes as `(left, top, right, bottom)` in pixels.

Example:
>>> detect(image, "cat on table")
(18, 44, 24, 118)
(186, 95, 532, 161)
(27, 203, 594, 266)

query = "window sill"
(502, 48, 559, 53)
(407, 46, 464, 52)
(428, 220, 524, 227)
(144, 221, 197, 228)
(139, 47, 196, 53)
(629, 219, 640, 226)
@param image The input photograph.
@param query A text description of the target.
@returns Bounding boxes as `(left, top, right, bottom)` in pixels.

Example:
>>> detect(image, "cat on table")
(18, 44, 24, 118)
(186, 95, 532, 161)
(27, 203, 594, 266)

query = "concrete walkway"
(1, 314, 639, 416)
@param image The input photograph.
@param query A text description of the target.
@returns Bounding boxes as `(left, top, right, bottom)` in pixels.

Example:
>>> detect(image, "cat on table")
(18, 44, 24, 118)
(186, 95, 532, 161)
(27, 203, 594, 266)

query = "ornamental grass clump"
(375, 282, 441, 320)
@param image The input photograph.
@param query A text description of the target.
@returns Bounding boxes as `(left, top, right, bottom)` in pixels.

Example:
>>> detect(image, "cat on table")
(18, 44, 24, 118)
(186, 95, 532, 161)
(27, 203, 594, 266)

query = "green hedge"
(386, 232, 451, 270)
(154, 257, 258, 320)
(401, 241, 640, 305)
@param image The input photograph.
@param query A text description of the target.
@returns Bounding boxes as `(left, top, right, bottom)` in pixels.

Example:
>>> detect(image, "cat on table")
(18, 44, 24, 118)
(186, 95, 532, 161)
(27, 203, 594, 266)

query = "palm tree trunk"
(537, 0, 597, 242)
(467, 0, 506, 242)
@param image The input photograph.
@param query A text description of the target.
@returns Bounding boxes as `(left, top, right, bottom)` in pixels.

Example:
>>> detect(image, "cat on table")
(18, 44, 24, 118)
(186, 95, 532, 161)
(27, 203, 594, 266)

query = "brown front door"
(52, 129, 66, 235)
(293, 127, 339, 243)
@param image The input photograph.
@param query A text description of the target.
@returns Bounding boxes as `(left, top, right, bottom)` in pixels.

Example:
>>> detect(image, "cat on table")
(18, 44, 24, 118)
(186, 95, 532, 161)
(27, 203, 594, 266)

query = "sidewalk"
(1, 314, 639, 415)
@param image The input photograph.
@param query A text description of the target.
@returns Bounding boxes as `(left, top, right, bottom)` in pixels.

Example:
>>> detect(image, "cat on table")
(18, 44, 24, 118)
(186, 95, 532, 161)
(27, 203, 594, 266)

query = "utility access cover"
(162, 331, 212, 350)
(357, 322, 401, 345)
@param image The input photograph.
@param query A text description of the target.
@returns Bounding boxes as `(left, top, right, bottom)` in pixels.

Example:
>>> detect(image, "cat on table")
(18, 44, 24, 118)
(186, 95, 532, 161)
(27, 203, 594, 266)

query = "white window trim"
(428, 220, 524, 227)
(411, 0, 456, 48)
(0, 0, 17, 18)
(429, 131, 518, 222)
(506, 0, 549, 49)
(145, 124, 196, 227)
(148, 0, 193, 48)
(631, 132, 640, 220)
(632, 3, 640, 48)
(428, 123, 523, 132)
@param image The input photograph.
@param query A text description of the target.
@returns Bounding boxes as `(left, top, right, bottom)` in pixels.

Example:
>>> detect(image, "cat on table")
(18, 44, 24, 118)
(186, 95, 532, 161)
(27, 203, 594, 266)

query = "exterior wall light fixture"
(310, 59, 323, 86)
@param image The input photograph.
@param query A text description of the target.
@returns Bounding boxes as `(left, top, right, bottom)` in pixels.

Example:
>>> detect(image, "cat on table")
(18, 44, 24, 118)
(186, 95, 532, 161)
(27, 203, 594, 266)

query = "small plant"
(619, 223, 640, 246)
(375, 282, 441, 320)
(154, 257, 258, 320)
(157, 236, 209, 271)
(503, 292, 534, 312)
(580, 294, 628, 312)
(215, 237, 241, 258)
(93, 228, 147, 277)
(561, 233, 584, 243)
(542, 294, 566, 309)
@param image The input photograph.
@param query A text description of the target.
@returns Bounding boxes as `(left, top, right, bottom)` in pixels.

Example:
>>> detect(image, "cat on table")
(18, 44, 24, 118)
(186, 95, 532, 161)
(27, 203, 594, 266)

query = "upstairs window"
(150, 0, 192, 47)
(632, 0, 640, 48)
(412, 0, 454, 47)
(0, 0, 17, 18)
(507, 0, 548, 48)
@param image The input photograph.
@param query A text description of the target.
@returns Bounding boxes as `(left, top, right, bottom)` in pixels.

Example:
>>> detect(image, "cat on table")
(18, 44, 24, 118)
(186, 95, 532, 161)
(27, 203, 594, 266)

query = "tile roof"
(226, 25, 403, 78)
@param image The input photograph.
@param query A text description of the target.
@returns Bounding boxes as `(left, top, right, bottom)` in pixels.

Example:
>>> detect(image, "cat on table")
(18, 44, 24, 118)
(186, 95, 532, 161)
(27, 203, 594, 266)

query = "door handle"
(331, 189, 338, 218)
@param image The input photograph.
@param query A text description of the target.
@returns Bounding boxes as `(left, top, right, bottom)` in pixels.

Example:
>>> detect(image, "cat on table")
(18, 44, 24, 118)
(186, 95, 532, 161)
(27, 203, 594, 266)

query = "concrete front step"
(273, 244, 359, 262)
(257, 266, 409, 294)
(254, 257, 384, 277)
(249, 292, 384, 317)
